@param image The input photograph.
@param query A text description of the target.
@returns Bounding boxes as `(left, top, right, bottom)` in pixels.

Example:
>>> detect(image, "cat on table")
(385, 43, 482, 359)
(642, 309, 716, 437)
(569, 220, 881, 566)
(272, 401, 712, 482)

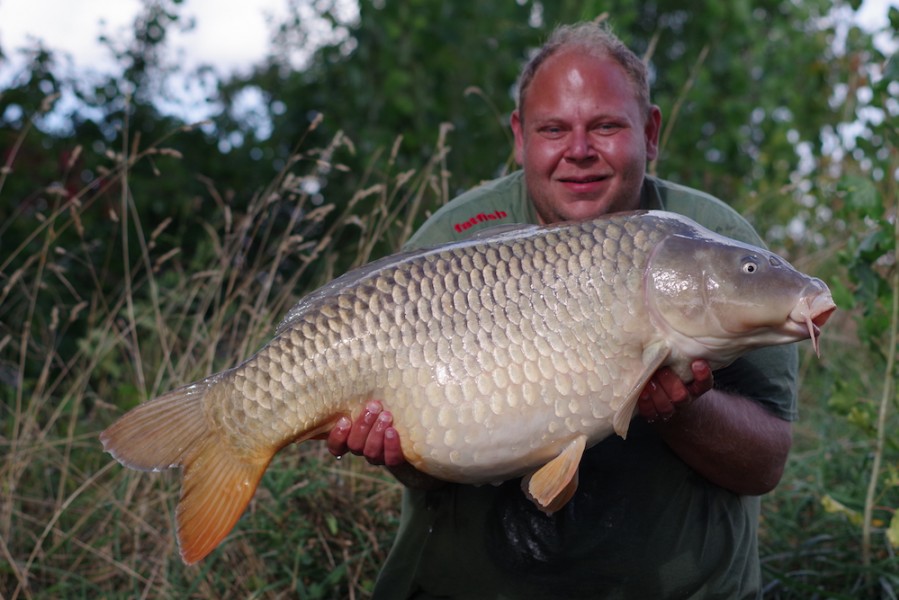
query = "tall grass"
(0, 113, 451, 598)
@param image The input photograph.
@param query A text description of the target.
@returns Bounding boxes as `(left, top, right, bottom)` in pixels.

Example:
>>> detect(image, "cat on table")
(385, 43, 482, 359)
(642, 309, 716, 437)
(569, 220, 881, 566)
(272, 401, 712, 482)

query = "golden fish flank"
(100, 210, 836, 564)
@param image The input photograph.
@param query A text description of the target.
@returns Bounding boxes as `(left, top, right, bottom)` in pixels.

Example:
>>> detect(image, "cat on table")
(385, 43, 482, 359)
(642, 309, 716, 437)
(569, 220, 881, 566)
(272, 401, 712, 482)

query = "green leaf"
(827, 384, 858, 415)
(821, 494, 863, 526)
(837, 175, 881, 219)
(847, 405, 874, 432)
(325, 513, 339, 536)
(829, 278, 855, 312)
(888, 510, 899, 549)
(857, 229, 896, 273)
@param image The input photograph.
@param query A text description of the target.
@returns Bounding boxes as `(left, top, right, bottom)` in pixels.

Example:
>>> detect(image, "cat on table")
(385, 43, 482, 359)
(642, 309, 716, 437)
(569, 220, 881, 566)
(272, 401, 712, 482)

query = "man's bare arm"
(639, 361, 791, 495)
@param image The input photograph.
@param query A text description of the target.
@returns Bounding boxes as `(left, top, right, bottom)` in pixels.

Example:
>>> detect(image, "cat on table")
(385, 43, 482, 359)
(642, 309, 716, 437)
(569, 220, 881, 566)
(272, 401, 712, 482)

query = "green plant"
(831, 169, 899, 569)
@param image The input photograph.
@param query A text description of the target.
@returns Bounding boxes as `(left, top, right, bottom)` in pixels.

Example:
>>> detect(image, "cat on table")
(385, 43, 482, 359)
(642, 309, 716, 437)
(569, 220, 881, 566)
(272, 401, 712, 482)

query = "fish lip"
(789, 292, 836, 330)
(788, 292, 836, 357)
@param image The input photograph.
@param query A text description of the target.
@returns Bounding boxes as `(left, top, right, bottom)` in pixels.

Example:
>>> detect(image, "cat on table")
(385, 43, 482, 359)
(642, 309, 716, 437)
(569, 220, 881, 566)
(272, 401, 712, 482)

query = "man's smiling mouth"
(558, 174, 610, 184)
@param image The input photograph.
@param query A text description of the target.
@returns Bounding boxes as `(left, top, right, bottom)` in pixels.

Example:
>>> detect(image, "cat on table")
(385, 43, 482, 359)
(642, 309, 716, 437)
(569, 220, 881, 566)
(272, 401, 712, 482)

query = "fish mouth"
(788, 289, 837, 357)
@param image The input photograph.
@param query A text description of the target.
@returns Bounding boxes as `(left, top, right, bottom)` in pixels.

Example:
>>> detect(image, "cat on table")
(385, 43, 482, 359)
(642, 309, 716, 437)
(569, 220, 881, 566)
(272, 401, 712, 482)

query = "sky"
(0, 0, 292, 78)
(0, 0, 359, 125)
(0, 0, 895, 126)
(1, 0, 895, 79)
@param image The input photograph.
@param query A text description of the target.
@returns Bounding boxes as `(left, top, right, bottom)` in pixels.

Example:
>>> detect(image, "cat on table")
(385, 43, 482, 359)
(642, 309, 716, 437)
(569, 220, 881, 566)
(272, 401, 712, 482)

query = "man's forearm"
(654, 389, 792, 495)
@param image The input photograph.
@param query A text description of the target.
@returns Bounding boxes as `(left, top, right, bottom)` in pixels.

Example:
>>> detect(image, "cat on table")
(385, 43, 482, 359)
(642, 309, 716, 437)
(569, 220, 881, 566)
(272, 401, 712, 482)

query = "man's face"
(511, 50, 662, 225)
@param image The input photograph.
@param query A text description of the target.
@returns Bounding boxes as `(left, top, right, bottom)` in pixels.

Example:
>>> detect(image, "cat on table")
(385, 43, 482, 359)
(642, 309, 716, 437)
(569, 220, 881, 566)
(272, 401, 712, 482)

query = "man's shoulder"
(646, 176, 766, 247)
(404, 171, 532, 250)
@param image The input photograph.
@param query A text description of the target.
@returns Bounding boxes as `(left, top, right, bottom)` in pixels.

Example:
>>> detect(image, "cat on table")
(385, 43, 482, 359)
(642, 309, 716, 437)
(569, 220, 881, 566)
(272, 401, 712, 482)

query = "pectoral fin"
(611, 342, 671, 439)
(522, 434, 587, 514)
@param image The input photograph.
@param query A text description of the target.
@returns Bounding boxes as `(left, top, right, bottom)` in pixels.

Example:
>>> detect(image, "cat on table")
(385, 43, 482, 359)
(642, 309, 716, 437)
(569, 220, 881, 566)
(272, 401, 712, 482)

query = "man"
(328, 21, 796, 599)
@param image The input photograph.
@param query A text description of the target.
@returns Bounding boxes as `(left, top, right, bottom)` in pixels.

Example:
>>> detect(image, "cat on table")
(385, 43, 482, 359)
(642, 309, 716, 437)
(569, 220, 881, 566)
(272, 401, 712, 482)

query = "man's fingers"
(687, 360, 713, 397)
(324, 399, 406, 466)
(637, 384, 661, 422)
(346, 401, 383, 452)
(655, 368, 690, 407)
(383, 427, 405, 466)
(326, 416, 352, 456)
(362, 411, 394, 464)
(639, 364, 708, 423)
(639, 372, 677, 421)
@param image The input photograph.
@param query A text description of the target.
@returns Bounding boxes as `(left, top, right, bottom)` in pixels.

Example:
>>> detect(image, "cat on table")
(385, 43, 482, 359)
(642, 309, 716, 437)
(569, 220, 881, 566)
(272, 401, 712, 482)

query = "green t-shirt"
(373, 171, 798, 600)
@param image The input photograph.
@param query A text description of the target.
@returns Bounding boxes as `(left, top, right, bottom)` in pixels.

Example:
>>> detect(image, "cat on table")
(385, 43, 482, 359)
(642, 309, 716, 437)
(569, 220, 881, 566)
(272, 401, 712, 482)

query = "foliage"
(0, 0, 897, 597)
(221, 0, 859, 228)
(759, 15, 899, 595)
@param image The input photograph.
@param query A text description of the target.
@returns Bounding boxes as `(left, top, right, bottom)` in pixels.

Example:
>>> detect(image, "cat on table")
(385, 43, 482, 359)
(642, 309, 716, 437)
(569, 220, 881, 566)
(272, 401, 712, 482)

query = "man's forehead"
(523, 51, 641, 115)
(565, 67, 586, 89)
(537, 49, 628, 79)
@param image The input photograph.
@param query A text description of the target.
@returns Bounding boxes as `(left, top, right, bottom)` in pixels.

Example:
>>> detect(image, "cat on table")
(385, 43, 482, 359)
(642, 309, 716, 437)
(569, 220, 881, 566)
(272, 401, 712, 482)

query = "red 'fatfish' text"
(453, 210, 509, 233)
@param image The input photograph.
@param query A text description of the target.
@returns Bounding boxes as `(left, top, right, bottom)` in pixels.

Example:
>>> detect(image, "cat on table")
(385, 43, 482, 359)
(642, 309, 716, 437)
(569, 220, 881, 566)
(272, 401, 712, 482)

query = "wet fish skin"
(100, 210, 835, 564)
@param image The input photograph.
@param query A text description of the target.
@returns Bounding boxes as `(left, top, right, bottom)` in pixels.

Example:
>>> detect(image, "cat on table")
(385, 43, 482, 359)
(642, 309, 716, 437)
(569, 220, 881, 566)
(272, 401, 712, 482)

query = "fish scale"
(100, 210, 835, 564)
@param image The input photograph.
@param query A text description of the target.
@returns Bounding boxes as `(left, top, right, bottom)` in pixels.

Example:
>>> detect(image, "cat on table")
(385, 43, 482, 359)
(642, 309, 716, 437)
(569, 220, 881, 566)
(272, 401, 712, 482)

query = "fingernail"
(336, 417, 351, 430)
(373, 412, 391, 431)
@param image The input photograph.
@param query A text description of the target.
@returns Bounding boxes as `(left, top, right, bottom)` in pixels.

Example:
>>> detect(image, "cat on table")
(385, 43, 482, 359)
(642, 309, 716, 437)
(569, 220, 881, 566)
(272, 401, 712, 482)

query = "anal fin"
(522, 434, 587, 514)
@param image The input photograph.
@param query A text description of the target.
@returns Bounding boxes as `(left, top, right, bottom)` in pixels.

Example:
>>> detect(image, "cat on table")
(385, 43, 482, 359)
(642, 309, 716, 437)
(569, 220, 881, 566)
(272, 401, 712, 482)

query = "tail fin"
(100, 375, 272, 564)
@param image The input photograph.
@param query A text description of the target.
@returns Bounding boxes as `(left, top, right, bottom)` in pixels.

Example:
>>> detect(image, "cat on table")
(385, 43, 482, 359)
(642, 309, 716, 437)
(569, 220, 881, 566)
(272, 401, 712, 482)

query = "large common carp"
(100, 210, 835, 564)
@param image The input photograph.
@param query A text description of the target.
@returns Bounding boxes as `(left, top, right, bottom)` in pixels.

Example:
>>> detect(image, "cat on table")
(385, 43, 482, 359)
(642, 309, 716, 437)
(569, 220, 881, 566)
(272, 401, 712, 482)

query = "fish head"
(645, 230, 836, 369)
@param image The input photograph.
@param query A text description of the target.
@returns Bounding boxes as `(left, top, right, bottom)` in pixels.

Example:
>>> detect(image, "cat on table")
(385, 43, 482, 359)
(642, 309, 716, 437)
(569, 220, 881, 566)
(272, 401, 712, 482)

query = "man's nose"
(564, 129, 596, 161)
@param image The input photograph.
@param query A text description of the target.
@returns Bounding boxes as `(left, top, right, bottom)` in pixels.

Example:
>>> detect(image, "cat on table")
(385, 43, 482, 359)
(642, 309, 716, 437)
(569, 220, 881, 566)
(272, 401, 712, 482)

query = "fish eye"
(742, 258, 759, 274)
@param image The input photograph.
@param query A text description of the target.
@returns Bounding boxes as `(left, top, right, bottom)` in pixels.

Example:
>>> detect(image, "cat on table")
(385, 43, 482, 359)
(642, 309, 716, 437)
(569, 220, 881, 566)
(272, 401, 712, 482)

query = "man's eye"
(539, 126, 565, 138)
(596, 123, 622, 134)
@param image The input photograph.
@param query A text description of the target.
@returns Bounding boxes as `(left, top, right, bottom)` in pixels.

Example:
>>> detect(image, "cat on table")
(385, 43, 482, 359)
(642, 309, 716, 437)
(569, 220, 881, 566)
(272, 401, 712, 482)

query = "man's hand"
(326, 400, 405, 467)
(637, 360, 713, 423)
(326, 401, 445, 490)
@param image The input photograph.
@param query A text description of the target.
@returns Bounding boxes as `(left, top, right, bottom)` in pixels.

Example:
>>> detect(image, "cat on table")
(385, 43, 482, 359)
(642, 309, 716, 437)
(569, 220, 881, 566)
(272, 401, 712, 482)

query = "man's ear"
(510, 109, 525, 165)
(645, 105, 662, 161)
